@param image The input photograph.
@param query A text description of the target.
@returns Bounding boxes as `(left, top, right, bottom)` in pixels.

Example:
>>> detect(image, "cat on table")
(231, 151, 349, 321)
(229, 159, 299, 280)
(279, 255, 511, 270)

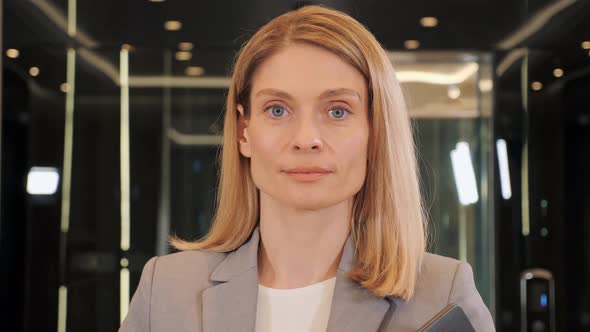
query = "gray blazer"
(120, 226, 495, 332)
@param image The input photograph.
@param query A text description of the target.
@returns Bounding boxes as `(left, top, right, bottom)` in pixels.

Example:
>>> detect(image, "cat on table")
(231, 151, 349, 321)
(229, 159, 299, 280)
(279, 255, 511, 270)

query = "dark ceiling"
(7, 0, 531, 50)
(3, 0, 590, 95)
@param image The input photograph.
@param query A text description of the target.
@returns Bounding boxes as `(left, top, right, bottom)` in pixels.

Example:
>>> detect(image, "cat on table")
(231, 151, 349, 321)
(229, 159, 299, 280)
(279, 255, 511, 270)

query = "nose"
(292, 114, 323, 152)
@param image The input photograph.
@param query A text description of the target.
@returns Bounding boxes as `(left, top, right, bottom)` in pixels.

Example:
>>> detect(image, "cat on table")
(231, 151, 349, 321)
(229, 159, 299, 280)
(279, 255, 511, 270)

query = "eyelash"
(263, 103, 352, 120)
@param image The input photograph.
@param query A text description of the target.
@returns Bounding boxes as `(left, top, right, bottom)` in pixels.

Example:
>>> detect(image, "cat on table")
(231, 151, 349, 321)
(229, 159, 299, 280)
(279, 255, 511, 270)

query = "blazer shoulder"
(412, 252, 462, 303)
(152, 248, 227, 283)
(386, 253, 495, 331)
(120, 249, 228, 332)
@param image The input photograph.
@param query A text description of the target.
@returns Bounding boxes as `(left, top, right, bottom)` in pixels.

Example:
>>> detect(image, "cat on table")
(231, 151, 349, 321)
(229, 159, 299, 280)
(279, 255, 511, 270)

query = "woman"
(120, 5, 495, 332)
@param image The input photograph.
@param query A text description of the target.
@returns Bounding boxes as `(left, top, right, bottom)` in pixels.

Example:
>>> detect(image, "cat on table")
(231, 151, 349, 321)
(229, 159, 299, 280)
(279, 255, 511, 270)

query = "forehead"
(250, 43, 367, 102)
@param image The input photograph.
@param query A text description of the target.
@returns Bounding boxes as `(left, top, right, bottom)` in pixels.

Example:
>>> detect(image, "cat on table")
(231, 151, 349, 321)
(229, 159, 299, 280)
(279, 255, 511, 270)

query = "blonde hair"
(171, 4, 428, 301)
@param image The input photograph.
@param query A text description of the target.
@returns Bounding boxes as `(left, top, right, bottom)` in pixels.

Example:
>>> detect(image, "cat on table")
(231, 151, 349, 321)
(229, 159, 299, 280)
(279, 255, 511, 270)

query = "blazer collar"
(202, 225, 395, 332)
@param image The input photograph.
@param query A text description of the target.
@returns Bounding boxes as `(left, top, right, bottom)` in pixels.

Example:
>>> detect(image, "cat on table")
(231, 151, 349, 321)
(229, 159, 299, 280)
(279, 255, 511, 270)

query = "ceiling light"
(553, 68, 564, 77)
(531, 81, 543, 91)
(178, 42, 194, 51)
(121, 44, 133, 51)
(396, 63, 478, 85)
(175, 51, 192, 61)
(581, 41, 590, 50)
(165, 20, 182, 31)
(185, 66, 204, 76)
(420, 17, 438, 28)
(404, 40, 420, 50)
(447, 85, 461, 99)
(6, 48, 19, 58)
(29, 67, 40, 77)
(60, 83, 69, 93)
(478, 79, 493, 92)
(27, 167, 60, 195)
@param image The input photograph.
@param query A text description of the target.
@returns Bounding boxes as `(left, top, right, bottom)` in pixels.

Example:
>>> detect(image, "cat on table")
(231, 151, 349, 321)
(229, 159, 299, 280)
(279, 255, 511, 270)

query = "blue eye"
(329, 108, 348, 119)
(264, 104, 351, 120)
(265, 105, 288, 118)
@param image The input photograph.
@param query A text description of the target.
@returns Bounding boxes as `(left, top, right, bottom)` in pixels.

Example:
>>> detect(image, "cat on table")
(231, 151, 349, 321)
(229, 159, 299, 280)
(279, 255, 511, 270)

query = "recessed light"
(553, 68, 564, 77)
(178, 42, 194, 51)
(185, 66, 204, 76)
(581, 41, 590, 50)
(531, 81, 543, 91)
(6, 48, 19, 58)
(404, 40, 420, 50)
(447, 85, 461, 99)
(420, 17, 438, 28)
(60, 83, 69, 93)
(478, 79, 493, 92)
(165, 20, 182, 31)
(175, 51, 192, 61)
(29, 67, 40, 77)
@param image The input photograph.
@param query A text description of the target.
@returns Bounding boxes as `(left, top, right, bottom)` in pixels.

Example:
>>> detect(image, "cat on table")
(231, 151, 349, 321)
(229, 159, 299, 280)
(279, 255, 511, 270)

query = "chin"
(284, 193, 346, 211)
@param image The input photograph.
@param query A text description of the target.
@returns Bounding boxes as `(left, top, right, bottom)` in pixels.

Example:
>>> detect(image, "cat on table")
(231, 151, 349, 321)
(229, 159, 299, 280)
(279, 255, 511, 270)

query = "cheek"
(247, 125, 287, 181)
(339, 130, 369, 175)
(249, 128, 283, 160)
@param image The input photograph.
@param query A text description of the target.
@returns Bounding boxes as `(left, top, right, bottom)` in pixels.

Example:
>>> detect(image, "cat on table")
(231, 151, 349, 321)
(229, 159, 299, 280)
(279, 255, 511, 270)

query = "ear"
(236, 103, 252, 158)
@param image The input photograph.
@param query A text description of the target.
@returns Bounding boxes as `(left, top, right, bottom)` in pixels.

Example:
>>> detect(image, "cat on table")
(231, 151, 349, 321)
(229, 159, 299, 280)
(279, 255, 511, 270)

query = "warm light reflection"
(404, 40, 420, 50)
(553, 68, 564, 77)
(582, 41, 590, 50)
(185, 66, 204, 76)
(29, 67, 40, 77)
(6, 48, 19, 58)
(420, 17, 438, 27)
(531, 81, 543, 91)
(175, 51, 192, 61)
(164, 20, 182, 31)
(178, 42, 194, 51)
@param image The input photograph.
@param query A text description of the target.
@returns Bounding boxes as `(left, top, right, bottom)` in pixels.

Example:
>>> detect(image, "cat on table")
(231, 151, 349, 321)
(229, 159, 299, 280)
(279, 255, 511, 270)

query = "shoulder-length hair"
(171, 4, 428, 301)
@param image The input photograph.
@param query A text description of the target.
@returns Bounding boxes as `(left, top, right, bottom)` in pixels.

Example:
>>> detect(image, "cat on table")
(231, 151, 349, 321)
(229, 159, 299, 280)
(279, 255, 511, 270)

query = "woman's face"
(237, 42, 369, 211)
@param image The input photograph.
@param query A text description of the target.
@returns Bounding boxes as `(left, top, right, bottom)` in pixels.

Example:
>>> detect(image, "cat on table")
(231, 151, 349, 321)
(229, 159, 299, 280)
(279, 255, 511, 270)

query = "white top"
(254, 277, 337, 332)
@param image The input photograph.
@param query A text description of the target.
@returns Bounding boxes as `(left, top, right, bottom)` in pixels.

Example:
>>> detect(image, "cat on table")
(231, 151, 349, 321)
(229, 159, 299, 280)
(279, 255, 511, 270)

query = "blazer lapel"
(325, 234, 395, 332)
(202, 225, 397, 332)
(202, 228, 260, 332)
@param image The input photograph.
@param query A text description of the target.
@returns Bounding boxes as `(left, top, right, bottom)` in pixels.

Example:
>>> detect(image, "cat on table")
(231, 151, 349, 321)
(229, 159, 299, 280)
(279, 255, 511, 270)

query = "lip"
(283, 167, 332, 183)
(283, 166, 332, 173)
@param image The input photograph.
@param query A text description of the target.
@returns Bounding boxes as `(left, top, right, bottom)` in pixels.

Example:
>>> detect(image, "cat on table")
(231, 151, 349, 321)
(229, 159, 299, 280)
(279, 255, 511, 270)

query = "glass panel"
(392, 52, 494, 308)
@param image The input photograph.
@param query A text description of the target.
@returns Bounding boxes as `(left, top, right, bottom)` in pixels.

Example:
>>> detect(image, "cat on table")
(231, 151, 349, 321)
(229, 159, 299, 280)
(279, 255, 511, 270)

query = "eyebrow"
(254, 88, 361, 101)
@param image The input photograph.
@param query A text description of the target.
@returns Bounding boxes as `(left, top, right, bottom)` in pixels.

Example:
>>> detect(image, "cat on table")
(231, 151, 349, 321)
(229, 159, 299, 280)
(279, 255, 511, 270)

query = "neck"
(257, 193, 352, 289)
